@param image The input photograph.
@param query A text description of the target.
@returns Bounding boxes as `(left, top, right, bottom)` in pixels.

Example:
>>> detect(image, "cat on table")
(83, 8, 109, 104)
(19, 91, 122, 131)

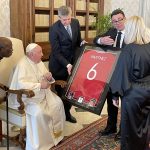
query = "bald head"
(0, 37, 13, 60)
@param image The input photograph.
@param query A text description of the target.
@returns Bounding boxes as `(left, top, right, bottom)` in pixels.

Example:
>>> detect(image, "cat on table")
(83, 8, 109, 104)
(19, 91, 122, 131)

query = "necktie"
(116, 32, 122, 48)
(66, 26, 72, 38)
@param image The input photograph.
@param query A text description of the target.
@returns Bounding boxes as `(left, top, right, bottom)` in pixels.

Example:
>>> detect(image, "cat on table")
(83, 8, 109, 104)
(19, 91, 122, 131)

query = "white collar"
(118, 29, 125, 34)
(64, 25, 71, 29)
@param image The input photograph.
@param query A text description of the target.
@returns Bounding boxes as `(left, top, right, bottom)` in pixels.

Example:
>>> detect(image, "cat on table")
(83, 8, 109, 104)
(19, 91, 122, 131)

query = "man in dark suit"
(49, 6, 86, 123)
(93, 9, 126, 138)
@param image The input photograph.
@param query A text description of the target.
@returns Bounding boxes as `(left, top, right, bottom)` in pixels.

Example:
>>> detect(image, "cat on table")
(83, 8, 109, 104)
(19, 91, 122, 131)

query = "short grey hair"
(58, 6, 72, 17)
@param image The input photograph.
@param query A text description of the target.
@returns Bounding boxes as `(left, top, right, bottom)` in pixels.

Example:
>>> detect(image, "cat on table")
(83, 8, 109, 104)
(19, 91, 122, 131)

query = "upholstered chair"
(0, 37, 34, 149)
(0, 37, 66, 149)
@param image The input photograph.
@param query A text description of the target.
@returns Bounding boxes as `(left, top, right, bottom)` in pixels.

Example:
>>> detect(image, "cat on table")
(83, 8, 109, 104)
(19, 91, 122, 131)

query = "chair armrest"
(8, 89, 35, 114)
(53, 80, 67, 88)
(0, 83, 9, 91)
(0, 83, 9, 104)
(51, 80, 67, 94)
(0, 83, 35, 114)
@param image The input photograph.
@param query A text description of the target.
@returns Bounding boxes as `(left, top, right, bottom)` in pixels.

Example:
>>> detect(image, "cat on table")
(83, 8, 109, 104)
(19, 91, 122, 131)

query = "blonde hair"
(124, 16, 150, 44)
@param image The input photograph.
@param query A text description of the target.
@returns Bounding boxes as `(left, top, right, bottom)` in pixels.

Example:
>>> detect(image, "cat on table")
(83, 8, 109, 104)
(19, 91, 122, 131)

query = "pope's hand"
(41, 79, 51, 89)
(43, 72, 52, 81)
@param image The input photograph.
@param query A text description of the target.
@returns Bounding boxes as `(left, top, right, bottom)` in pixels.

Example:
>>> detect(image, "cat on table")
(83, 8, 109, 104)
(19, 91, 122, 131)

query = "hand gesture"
(100, 36, 115, 45)
(80, 40, 88, 46)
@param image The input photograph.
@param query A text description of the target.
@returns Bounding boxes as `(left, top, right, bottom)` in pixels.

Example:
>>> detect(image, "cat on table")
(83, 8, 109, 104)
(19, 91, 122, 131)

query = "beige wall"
(104, 0, 140, 17)
(0, 0, 141, 37)
(0, 0, 10, 36)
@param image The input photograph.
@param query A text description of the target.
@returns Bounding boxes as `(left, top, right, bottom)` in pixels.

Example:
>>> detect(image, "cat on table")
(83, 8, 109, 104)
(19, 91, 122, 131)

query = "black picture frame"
(65, 45, 120, 115)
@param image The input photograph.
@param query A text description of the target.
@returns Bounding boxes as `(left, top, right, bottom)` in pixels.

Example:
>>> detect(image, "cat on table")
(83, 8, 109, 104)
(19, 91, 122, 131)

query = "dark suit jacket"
(49, 18, 82, 80)
(93, 28, 125, 51)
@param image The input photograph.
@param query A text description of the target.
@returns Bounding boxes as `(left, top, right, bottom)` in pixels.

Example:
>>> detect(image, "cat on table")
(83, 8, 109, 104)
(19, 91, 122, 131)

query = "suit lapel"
(59, 22, 72, 40)
(70, 19, 74, 40)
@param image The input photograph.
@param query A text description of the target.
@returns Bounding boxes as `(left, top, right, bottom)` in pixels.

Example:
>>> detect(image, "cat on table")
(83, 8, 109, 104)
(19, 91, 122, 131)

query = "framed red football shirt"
(65, 46, 120, 115)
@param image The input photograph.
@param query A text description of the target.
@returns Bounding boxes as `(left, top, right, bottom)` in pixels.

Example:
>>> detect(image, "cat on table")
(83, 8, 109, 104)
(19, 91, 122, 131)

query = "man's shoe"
(66, 115, 77, 123)
(99, 126, 117, 136)
(114, 130, 121, 141)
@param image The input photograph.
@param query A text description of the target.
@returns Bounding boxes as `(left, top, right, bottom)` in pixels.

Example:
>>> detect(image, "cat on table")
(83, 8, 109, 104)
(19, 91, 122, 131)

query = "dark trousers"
(55, 85, 72, 118)
(51, 70, 73, 119)
(106, 92, 118, 129)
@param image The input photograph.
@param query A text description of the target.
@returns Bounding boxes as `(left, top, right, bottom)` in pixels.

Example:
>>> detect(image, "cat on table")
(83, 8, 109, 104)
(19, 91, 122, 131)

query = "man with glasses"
(94, 9, 125, 49)
(93, 9, 126, 139)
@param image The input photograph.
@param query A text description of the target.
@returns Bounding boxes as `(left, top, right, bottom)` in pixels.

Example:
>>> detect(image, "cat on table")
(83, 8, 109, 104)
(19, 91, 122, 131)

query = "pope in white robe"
(8, 43, 66, 150)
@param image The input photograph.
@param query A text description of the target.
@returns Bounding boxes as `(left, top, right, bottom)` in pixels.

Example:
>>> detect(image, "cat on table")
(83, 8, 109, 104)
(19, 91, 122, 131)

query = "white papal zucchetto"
(26, 43, 38, 53)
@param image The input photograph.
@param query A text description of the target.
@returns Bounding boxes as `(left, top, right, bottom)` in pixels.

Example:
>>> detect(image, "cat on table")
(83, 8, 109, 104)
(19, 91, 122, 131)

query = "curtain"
(139, 0, 150, 28)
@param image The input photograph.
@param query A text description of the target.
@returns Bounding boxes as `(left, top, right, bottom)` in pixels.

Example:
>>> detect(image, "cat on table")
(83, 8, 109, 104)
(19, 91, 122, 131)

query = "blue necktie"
(66, 26, 72, 38)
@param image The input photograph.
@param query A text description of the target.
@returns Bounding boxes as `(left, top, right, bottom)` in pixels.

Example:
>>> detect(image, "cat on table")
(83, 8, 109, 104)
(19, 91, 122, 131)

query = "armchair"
(0, 38, 67, 149)
(0, 38, 34, 149)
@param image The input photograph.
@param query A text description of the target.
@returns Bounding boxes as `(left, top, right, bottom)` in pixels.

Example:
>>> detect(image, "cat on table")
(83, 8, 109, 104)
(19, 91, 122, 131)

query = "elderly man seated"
(8, 43, 66, 150)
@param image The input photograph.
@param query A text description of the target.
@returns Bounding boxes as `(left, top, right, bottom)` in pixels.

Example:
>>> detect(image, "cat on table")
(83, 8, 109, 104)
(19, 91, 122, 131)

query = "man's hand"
(100, 36, 115, 45)
(67, 64, 72, 75)
(80, 40, 88, 46)
(112, 99, 119, 108)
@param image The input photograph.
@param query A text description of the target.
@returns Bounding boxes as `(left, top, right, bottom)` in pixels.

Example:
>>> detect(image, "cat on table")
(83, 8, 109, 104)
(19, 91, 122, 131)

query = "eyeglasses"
(112, 18, 124, 24)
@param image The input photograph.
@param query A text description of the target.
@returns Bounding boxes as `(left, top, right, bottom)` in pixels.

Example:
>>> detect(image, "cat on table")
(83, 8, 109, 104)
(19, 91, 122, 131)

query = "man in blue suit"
(49, 6, 86, 123)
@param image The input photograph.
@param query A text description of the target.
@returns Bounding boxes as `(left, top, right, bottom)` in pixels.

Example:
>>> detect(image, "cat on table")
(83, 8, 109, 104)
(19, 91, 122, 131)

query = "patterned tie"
(116, 32, 122, 48)
(66, 26, 72, 38)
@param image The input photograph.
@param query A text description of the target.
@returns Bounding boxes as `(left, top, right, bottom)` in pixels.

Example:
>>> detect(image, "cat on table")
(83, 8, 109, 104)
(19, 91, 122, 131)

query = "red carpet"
(51, 115, 120, 150)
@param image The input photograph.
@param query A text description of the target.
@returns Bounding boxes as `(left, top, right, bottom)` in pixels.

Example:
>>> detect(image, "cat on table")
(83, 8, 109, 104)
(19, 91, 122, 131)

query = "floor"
(0, 103, 108, 150)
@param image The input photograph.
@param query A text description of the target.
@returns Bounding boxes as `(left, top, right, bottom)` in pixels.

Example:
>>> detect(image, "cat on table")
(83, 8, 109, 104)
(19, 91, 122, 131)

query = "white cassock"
(8, 56, 66, 150)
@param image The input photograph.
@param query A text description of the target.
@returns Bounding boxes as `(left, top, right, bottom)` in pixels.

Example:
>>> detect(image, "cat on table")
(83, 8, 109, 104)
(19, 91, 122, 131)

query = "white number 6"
(87, 63, 98, 80)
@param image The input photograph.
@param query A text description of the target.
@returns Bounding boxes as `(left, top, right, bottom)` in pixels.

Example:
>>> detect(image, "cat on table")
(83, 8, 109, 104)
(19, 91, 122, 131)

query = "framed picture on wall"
(65, 45, 120, 115)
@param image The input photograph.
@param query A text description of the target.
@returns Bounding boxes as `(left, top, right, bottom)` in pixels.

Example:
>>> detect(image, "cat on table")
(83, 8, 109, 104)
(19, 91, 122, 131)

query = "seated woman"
(110, 16, 150, 150)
